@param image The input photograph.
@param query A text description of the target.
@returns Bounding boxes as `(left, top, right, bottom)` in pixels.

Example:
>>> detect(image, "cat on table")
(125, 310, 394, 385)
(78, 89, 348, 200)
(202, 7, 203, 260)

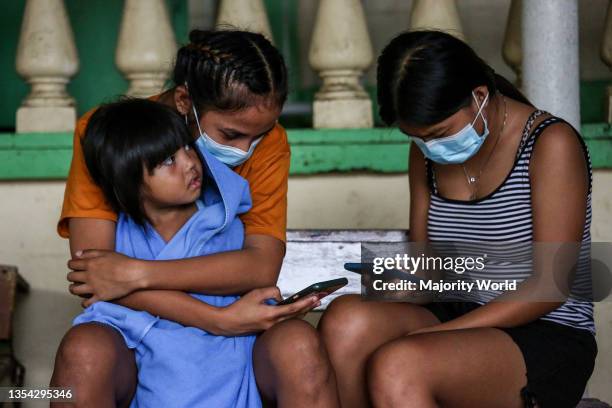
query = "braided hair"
(174, 29, 288, 112)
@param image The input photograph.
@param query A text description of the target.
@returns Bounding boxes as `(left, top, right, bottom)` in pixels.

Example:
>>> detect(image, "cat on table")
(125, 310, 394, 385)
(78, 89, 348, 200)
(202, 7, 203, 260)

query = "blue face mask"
(411, 91, 490, 165)
(192, 105, 262, 167)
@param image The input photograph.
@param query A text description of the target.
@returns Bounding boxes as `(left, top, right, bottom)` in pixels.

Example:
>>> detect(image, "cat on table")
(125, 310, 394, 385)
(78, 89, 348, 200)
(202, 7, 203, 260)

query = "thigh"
(369, 328, 528, 408)
(319, 294, 441, 349)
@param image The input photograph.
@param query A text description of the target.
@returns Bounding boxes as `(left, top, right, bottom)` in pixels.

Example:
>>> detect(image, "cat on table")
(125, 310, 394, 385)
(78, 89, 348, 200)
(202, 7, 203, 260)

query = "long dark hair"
(377, 30, 531, 126)
(83, 98, 193, 226)
(173, 29, 288, 112)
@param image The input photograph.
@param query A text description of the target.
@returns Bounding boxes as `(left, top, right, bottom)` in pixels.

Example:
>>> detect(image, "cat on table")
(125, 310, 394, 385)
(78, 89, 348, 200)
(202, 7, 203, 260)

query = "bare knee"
(318, 295, 374, 355)
(255, 319, 333, 391)
(51, 323, 137, 407)
(367, 339, 434, 406)
(53, 324, 120, 380)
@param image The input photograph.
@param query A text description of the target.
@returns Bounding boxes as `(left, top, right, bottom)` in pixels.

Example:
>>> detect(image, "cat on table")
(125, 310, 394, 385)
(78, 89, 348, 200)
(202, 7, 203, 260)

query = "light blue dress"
(73, 146, 262, 408)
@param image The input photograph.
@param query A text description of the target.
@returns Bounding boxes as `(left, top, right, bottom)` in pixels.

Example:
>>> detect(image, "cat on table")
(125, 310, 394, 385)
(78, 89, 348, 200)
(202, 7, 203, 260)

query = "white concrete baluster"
(309, 0, 373, 129)
(601, 0, 612, 123)
(409, 0, 465, 41)
(216, 0, 274, 43)
(15, 0, 79, 133)
(502, 0, 522, 87)
(116, 0, 177, 98)
(523, 0, 580, 128)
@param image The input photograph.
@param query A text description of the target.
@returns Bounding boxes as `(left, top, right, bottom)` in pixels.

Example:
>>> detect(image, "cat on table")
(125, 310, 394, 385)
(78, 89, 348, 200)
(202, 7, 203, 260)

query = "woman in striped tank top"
(320, 31, 597, 408)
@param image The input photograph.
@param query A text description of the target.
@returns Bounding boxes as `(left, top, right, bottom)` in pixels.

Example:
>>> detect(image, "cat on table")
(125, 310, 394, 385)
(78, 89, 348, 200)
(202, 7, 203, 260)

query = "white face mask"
(191, 104, 262, 167)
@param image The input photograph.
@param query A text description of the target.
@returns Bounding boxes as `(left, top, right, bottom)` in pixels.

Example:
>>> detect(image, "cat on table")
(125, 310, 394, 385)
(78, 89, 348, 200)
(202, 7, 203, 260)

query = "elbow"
(260, 265, 281, 287)
(254, 258, 282, 287)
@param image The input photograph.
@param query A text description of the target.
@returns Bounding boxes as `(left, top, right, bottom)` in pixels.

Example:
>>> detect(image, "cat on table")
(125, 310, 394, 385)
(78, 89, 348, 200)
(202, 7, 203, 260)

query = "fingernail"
(75, 250, 83, 257)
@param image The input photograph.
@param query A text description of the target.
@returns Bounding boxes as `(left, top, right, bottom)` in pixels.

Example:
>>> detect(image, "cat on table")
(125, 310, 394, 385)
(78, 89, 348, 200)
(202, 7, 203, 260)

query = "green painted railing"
(0, 124, 610, 180)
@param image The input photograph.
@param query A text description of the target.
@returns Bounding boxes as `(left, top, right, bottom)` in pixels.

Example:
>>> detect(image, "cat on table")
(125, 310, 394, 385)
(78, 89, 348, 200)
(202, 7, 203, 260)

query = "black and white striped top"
(426, 110, 595, 334)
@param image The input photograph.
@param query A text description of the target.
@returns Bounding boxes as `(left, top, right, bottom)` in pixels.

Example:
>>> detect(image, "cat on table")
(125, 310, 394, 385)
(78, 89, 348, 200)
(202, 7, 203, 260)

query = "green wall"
(0, 0, 188, 131)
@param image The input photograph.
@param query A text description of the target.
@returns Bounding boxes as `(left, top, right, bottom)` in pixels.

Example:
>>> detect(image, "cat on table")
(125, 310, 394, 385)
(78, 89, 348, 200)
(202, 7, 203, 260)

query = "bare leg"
(318, 295, 441, 408)
(367, 328, 528, 408)
(50, 323, 137, 408)
(253, 318, 339, 408)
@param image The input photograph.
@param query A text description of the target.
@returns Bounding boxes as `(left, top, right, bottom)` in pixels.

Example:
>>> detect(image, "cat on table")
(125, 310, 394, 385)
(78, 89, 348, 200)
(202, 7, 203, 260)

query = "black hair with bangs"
(82, 98, 193, 226)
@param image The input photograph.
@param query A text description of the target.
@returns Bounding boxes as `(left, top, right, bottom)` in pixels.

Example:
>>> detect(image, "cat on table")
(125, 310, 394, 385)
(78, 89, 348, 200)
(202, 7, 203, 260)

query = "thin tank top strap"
(426, 158, 438, 194)
(516, 109, 547, 158)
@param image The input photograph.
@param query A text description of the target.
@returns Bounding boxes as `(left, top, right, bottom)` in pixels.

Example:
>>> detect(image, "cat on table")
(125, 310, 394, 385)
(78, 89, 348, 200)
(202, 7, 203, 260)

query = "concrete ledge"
(0, 123, 610, 180)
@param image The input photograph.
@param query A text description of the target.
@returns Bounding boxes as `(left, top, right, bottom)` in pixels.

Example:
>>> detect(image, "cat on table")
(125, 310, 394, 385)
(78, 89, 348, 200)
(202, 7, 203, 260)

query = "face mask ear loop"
(192, 104, 205, 136)
(183, 81, 194, 126)
(472, 91, 490, 127)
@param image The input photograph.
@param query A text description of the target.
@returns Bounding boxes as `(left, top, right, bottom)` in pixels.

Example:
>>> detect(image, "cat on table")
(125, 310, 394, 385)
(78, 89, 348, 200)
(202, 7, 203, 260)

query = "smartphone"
(277, 278, 349, 306)
(344, 262, 423, 283)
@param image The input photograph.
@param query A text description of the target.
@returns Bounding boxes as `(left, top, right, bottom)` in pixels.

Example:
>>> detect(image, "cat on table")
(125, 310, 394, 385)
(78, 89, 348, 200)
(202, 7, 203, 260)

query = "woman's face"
(141, 145, 203, 210)
(173, 85, 281, 152)
(398, 87, 489, 142)
(197, 104, 281, 152)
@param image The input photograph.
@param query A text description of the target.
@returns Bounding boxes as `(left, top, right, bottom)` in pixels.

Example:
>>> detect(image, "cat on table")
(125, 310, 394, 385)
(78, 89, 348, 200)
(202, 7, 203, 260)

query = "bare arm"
(115, 288, 319, 336)
(139, 233, 284, 293)
(67, 219, 312, 334)
(68, 233, 284, 301)
(409, 141, 431, 242)
(412, 122, 589, 334)
(68, 218, 115, 255)
(67, 218, 225, 324)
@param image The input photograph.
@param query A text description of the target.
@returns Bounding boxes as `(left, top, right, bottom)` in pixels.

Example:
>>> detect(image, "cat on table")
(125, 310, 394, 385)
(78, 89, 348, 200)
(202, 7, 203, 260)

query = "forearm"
(137, 236, 284, 295)
(428, 300, 563, 333)
(114, 290, 225, 334)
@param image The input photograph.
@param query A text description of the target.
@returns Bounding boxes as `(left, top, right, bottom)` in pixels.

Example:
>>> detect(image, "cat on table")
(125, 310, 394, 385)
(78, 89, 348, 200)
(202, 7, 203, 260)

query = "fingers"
(68, 249, 107, 268)
(67, 258, 88, 271)
(252, 286, 283, 302)
(67, 271, 87, 284)
(274, 295, 320, 318)
(69, 283, 93, 296)
(77, 249, 105, 259)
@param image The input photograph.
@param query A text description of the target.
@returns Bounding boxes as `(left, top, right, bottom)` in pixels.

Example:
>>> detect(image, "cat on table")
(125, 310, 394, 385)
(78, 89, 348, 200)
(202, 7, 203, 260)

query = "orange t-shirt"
(58, 97, 290, 242)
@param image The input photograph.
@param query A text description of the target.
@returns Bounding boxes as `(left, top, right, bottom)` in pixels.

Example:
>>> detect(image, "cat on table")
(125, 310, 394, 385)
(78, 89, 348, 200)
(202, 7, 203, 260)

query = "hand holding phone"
(277, 278, 348, 306)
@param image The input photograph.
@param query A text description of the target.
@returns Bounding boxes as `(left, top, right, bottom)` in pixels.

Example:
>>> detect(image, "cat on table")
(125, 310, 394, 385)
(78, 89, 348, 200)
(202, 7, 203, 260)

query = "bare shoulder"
(530, 119, 587, 174)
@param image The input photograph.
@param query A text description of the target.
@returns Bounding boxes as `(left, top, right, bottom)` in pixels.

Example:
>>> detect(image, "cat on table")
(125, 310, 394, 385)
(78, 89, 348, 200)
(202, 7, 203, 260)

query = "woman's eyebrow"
(220, 124, 275, 139)
(219, 128, 244, 138)
(401, 125, 442, 139)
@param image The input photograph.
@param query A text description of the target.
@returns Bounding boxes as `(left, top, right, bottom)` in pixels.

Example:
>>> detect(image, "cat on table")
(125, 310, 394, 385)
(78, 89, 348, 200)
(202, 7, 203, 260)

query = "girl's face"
(141, 145, 203, 209)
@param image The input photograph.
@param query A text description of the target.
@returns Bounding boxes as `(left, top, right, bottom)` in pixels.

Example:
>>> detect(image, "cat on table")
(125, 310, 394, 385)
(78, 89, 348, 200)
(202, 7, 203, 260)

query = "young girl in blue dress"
(71, 98, 315, 407)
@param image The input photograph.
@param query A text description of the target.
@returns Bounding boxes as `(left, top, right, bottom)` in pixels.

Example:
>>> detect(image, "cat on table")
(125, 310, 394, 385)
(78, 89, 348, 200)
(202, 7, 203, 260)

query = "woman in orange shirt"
(51, 30, 339, 408)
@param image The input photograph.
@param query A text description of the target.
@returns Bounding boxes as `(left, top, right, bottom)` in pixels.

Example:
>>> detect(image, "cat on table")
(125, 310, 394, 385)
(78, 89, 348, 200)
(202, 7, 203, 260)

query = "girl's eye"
(162, 156, 175, 166)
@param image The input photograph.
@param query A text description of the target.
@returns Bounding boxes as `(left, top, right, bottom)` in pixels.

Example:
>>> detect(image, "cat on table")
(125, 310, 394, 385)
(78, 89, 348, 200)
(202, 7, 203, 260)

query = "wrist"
(207, 306, 232, 336)
(131, 259, 151, 291)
